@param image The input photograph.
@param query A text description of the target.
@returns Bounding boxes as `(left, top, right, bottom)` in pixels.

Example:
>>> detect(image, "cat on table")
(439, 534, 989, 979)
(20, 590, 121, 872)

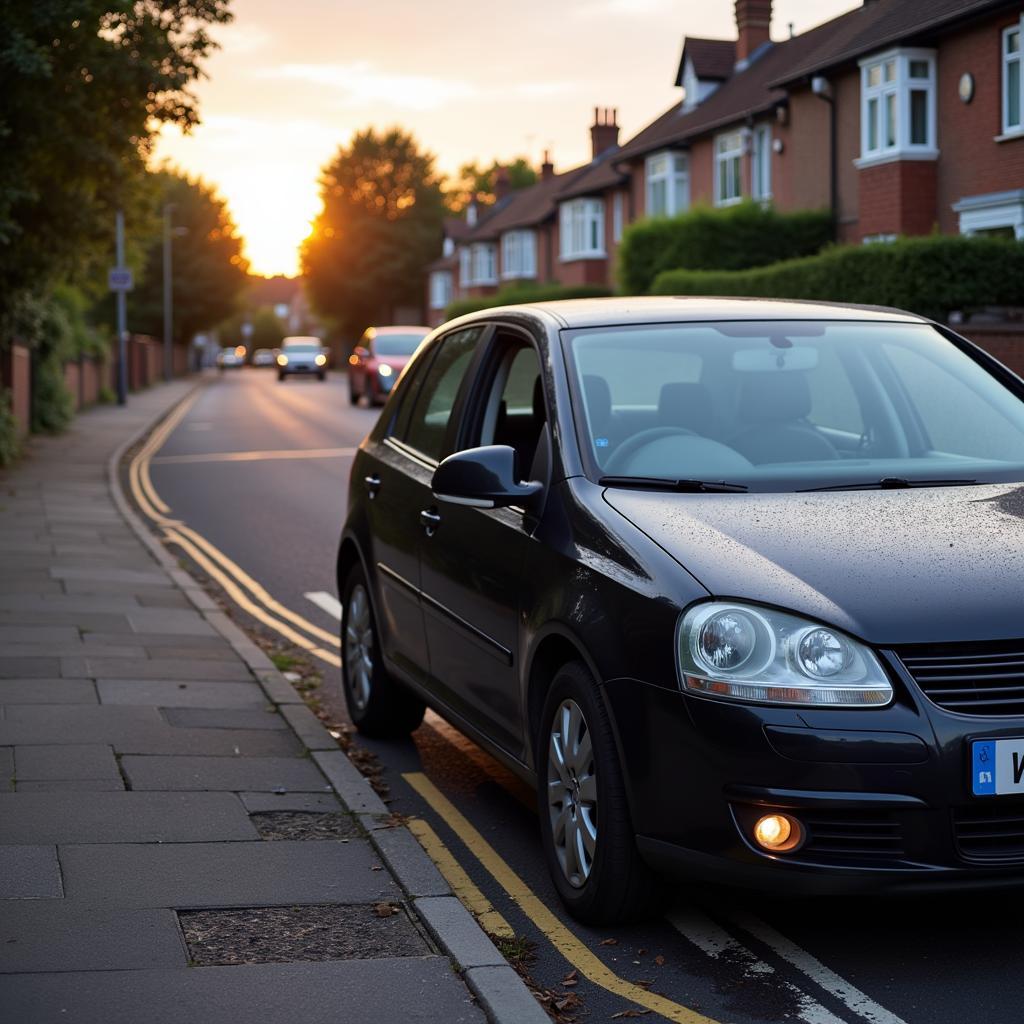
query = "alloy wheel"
(547, 698, 598, 887)
(344, 583, 374, 712)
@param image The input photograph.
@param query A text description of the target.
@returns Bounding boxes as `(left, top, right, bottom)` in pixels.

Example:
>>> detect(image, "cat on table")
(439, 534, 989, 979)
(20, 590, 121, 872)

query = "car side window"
(402, 327, 482, 462)
(477, 340, 546, 478)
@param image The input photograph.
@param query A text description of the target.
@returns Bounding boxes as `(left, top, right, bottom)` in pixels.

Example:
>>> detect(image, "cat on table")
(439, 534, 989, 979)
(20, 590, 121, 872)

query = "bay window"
(559, 199, 605, 260)
(714, 131, 743, 207)
(458, 247, 471, 289)
(470, 243, 497, 285)
(429, 270, 453, 310)
(858, 49, 937, 164)
(500, 230, 537, 280)
(645, 151, 690, 218)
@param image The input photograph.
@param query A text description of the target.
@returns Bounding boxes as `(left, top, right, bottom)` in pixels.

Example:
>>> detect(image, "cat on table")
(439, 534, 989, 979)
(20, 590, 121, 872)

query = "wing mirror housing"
(432, 445, 542, 510)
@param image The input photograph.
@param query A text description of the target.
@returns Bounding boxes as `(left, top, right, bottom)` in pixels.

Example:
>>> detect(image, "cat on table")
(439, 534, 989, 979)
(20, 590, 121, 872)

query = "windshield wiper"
(800, 477, 978, 493)
(598, 476, 748, 493)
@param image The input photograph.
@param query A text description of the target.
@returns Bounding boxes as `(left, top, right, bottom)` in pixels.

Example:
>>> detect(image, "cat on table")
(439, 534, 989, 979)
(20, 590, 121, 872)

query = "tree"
(129, 170, 249, 345)
(447, 158, 538, 212)
(0, 1, 232, 317)
(301, 127, 447, 340)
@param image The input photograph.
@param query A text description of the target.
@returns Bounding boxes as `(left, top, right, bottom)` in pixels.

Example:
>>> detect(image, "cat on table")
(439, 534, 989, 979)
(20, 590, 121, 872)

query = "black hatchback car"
(336, 297, 1024, 924)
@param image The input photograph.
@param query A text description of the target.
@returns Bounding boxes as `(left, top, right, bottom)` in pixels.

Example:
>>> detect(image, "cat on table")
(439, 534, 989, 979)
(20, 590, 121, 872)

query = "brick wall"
(1, 344, 32, 438)
(958, 323, 1024, 377)
(857, 159, 939, 238)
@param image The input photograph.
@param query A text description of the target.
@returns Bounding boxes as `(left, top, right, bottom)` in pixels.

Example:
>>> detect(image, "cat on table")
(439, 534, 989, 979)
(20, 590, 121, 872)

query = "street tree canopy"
(447, 157, 538, 211)
(301, 127, 447, 340)
(0, 0, 232, 315)
(130, 170, 249, 345)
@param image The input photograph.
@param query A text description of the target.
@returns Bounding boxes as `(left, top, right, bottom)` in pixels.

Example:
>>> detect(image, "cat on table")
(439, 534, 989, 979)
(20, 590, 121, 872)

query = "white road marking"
(669, 909, 847, 1024)
(729, 912, 909, 1024)
(305, 591, 343, 620)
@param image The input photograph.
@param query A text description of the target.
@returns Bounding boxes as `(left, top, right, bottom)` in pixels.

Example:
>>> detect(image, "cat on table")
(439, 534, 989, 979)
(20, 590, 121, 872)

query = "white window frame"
(429, 270, 453, 310)
(714, 131, 744, 207)
(857, 48, 938, 166)
(442, 237, 455, 258)
(1003, 18, 1024, 137)
(954, 189, 1024, 241)
(862, 233, 898, 245)
(612, 192, 624, 243)
(751, 124, 772, 201)
(458, 247, 472, 288)
(500, 230, 537, 280)
(645, 150, 690, 218)
(470, 242, 497, 285)
(559, 198, 605, 261)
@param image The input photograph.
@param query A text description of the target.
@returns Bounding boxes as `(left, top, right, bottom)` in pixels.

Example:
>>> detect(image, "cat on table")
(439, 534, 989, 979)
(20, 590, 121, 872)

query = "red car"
(348, 326, 430, 406)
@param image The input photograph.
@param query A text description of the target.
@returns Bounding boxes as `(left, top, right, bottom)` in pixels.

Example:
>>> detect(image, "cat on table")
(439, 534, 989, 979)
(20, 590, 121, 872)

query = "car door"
(418, 328, 549, 755)
(362, 325, 485, 688)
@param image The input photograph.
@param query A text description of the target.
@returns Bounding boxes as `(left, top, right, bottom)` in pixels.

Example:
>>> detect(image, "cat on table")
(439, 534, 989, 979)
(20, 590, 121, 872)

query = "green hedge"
(444, 282, 612, 321)
(0, 389, 20, 467)
(650, 235, 1024, 321)
(618, 201, 833, 295)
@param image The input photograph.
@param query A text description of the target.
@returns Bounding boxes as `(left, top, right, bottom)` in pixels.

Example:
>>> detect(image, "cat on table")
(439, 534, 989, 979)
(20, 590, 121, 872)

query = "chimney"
(590, 107, 619, 160)
(493, 165, 511, 203)
(540, 149, 555, 181)
(735, 0, 772, 63)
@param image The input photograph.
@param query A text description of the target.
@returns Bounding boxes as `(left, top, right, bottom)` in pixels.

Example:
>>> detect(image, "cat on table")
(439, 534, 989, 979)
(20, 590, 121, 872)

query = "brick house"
(426, 0, 1024, 320)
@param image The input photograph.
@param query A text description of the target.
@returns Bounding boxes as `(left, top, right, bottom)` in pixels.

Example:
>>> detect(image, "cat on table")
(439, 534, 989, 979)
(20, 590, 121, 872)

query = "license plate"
(971, 738, 1024, 796)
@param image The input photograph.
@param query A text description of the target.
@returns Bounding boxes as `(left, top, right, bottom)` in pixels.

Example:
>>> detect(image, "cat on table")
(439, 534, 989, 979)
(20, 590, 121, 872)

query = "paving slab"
(161, 707, 287, 730)
(121, 755, 327, 792)
(59, 840, 397, 907)
(0, 748, 11, 792)
(50, 567, 170, 586)
(2, 643, 145, 659)
(0, 959, 484, 1024)
(0, 658, 61, 679)
(0, 792, 257, 844)
(240, 792, 343, 813)
(0, 679, 97, 705)
(97, 679, 268, 708)
(67, 657, 253, 681)
(0, 627, 81, 644)
(0, 705, 165, 745)
(127, 609, 218, 635)
(14, 745, 120, 782)
(0, 612, 133, 632)
(15, 779, 125, 792)
(0, 904, 185, 973)
(0, 845, 62, 898)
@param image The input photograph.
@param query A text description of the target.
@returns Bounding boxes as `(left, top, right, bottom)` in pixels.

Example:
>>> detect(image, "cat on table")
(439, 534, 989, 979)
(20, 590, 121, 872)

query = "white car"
(252, 348, 276, 367)
(277, 336, 328, 382)
(216, 346, 245, 370)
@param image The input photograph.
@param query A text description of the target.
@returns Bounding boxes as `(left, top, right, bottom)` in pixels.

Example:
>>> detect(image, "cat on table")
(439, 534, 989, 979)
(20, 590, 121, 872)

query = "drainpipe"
(811, 75, 838, 238)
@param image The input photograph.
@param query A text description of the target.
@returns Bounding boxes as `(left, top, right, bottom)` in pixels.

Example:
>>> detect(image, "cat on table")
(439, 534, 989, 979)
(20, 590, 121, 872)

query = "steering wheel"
(603, 427, 697, 475)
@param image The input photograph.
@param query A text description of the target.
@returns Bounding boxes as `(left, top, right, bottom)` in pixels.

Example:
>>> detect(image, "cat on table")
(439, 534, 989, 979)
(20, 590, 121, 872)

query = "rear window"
(374, 334, 426, 357)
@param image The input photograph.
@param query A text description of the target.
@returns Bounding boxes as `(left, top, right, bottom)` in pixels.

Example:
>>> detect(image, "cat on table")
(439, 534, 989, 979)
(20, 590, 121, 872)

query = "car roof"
(282, 336, 321, 345)
(367, 325, 431, 335)
(454, 296, 929, 330)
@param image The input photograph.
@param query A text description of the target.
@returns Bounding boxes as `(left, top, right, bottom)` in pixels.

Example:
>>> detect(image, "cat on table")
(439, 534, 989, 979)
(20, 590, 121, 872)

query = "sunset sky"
(154, 0, 859, 278)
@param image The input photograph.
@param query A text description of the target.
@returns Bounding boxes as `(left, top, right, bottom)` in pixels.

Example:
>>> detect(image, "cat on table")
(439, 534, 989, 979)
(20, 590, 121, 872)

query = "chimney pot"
(541, 149, 555, 181)
(735, 0, 772, 63)
(493, 165, 511, 202)
(590, 106, 620, 160)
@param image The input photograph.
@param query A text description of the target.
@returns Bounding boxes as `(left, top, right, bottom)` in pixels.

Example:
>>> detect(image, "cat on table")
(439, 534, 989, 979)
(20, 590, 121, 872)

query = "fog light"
(753, 812, 803, 853)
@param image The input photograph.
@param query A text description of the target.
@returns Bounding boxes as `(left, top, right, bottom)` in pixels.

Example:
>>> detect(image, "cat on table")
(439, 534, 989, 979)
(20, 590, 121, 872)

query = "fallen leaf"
(654, 955, 666, 966)
(372, 902, 396, 918)
(599, 938, 619, 946)
(638, 948, 647, 955)
(611, 1011, 651, 1019)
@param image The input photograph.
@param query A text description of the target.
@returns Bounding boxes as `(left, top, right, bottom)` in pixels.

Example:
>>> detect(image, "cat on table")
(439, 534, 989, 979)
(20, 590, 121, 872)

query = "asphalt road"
(148, 367, 1024, 1024)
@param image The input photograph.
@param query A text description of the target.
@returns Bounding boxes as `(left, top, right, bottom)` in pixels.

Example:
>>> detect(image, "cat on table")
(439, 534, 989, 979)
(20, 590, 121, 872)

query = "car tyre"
(348, 378, 360, 405)
(277, 371, 286, 382)
(318, 371, 326, 382)
(537, 660, 661, 925)
(341, 564, 425, 737)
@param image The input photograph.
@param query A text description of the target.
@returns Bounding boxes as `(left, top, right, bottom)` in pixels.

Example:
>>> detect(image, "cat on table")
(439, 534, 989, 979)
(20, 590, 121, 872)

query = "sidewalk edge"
(105, 381, 546, 1024)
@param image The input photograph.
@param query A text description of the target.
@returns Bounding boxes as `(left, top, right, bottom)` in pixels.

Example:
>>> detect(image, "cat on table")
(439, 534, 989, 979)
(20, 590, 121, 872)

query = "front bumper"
(603, 660, 1024, 894)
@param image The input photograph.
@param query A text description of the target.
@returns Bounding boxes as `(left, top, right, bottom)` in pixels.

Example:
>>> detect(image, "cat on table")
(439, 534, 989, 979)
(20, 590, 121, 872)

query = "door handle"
(364, 474, 381, 499)
(419, 507, 441, 536)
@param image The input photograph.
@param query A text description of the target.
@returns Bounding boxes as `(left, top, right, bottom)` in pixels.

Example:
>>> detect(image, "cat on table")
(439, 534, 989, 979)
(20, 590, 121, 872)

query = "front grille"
(800, 809, 906, 863)
(954, 801, 1024, 863)
(898, 640, 1024, 716)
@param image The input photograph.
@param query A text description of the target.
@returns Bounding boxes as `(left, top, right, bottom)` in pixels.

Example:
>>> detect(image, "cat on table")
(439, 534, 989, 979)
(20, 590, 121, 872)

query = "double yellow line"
(128, 389, 341, 666)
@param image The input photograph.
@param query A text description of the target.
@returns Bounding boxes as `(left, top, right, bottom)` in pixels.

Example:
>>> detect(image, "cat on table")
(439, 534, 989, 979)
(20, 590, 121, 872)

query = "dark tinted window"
(403, 327, 481, 461)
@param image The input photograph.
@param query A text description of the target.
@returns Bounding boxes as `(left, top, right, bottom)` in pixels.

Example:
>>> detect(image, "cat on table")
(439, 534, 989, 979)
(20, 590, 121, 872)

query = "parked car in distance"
(348, 325, 429, 406)
(216, 345, 245, 370)
(338, 296, 1024, 925)
(277, 336, 328, 382)
(252, 348, 276, 367)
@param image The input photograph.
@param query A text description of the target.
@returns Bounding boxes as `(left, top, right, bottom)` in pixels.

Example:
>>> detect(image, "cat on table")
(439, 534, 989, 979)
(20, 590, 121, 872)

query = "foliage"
(444, 283, 613, 321)
(302, 127, 448, 340)
(0, 1, 232, 318)
(446, 157, 538, 212)
(0, 389, 19, 467)
(618, 201, 834, 294)
(650, 235, 1024, 321)
(220, 306, 285, 350)
(129, 169, 249, 344)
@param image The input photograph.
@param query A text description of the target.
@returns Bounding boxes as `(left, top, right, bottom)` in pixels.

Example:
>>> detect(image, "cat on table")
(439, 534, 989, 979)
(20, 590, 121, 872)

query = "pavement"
(0, 379, 544, 1024)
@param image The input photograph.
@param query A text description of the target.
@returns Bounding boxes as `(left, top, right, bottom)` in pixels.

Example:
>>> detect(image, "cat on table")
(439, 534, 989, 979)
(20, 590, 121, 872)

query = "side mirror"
(432, 445, 542, 510)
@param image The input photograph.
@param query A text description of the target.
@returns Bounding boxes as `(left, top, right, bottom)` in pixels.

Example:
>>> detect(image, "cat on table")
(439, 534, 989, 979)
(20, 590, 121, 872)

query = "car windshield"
(565, 320, 1024, 492)
(282, 344, 320, 354)
(373, 334, 424, 356)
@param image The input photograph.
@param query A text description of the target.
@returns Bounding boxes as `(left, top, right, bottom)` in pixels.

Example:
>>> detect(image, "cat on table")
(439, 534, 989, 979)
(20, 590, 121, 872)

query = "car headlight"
(677, 602, 892, 707)
(377, 364, 393, 377)
(315, 354, 327, 366)
(277, 355, 288, 366)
